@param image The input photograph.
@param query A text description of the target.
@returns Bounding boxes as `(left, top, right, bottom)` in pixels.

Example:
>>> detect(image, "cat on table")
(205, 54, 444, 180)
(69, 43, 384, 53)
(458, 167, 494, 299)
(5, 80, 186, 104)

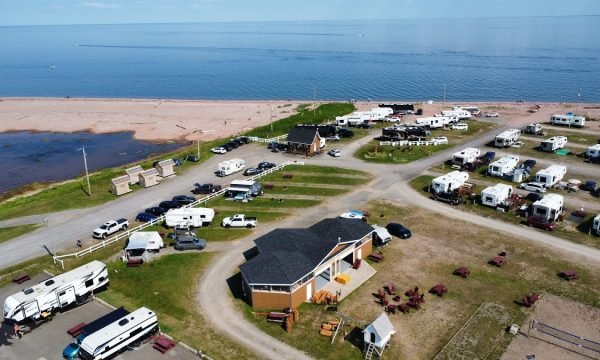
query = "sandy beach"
(0, 98, 599, 142)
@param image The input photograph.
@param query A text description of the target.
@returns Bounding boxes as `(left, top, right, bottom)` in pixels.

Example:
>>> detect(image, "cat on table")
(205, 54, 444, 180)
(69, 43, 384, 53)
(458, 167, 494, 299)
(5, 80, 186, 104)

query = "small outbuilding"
(111, 175, 132, 196)
(125, 165, 144, 185)
(139, 168, 159, 188)
(156, 159, 176, 177)
(286, 127, 322, 156)
(363, 313, 395, 359)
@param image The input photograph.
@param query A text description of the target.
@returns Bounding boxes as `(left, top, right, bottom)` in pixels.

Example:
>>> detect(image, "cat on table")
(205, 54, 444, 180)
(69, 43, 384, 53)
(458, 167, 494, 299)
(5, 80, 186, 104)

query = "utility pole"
(270, 103, 274, 133)
(79, 147, 92, 196)
(313, 85, 316, 119)
(197, 139, 200, 159)
(575, 90, 581, 115)
(443, 83, 447, 107)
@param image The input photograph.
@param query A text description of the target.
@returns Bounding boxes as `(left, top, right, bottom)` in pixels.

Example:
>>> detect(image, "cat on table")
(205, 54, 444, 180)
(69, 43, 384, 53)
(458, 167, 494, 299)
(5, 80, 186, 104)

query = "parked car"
(372, 225, 392, 246)
(92, 218, 129, 239)
(337, 128, 355, 138)
(221, 214, 257, 228)
(158, 200, 180, 210)
(525, 192, 544, 202)
(220, 143, 234, 152)
(582, 180, 597, 192)
(485, 112, 500, 118)
(326, 135, 340, 142)
(431, 192, 463, 205)
(135, 212, 158, 223)
(244, 167, 264, 176)
(257, 162, 276, 170)
(527, 216, 556, 231)
(236, 136, 250, 144)
(516, 204, 530, 217)
(172, 158, 182, 166)
(192, 183, 222, 194)
(386, 222, 412, 239)
(356, 123, 372, 129)
(431, 136, 448, 145)
(172, 195, 196, 206)
(521, 159, 537, 170)
(328, 149, 341, 157)
(519, 182, 546, 193)
(481, 151, 496, 163)
(451, 123, 468, 130)
(211, 147, 227, 154)
(185, 155, 199, 162)
(174, 236, 207, 251)
(145, 207, 167, 217)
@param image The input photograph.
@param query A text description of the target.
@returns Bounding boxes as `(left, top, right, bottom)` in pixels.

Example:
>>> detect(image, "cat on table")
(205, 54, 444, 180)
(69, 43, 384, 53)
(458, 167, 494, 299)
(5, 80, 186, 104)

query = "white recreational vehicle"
(441, 109, 471, 120)
(535, 165, 567, 187)
(415, 117, 446, 129)
(164, 207, 215, 228)
(3, 261, 108, 324)
(487, 155, 520, 177)
(494, 129, 521, 148)
(78, 307, 159, 360)
(480, 183, 513, 207)
(540, 136, 568, 152)
(586, 144, 600, 159)
(217, 158, 245, 176)
(336, 115, 363, 126)
(124, 232, 164, 254)
(531, 194, 564, 221)
(550, 114, 585, 128)
(369, 107, 393, 119)
(452, 148, 481, 166)
(458, 106, 481, 117)
(431, 171, 469, 194)
(592, 214, 600, 235)
(230, 180, 263, 197)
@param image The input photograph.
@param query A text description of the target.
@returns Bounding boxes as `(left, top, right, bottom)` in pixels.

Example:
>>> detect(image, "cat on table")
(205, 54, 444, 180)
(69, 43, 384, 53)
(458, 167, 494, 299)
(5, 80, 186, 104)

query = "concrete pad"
(323, 261, 377, 301)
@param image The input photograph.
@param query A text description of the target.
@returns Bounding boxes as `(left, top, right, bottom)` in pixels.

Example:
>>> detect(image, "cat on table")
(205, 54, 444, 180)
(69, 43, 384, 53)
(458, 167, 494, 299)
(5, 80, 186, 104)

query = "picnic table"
(153, 336, 176, 353)
(520, 293, 539, 307)
(13, 273, 30, 284)
(429, 284, 448, 297)
(367, 252, 384, 262)
(67, 322, 87, 337)
(384, 281, 397, 295)
(127, 258, 144, 267)
(453, 267, 470, 278)
(489, 256, 507, 267)
(559, 270, 578, 281)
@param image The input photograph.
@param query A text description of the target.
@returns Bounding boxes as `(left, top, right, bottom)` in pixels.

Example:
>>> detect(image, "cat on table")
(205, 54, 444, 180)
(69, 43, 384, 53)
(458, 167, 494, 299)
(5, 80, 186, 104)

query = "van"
(451, 123, 468, 130)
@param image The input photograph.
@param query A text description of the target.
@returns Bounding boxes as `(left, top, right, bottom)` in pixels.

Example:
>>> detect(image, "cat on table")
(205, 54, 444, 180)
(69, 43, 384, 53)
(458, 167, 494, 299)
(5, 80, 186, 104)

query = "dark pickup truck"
(431, 192, 463, 206)
(192, 183, 223, 194)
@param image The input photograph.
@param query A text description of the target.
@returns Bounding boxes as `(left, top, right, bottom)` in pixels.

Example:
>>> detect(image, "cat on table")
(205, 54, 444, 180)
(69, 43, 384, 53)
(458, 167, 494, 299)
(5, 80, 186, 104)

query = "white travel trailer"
(431, 171, 469, 194)
(3, 261, 108, 324)
(372, 107, 393, 118)
(550, 114, 585, 128)
(441, 109, 471, 120)
(592, 214, 600, 235)
(165, 207, 215, 228)
(452, 148, 481, 166)
(217, 158, 245, 176)
(586, 144, 600, 159)
(480, 183, 513, 207)
(535, 165, 567, 187)
(458, 106, 481, 116)
(78, 307, 159, 360)
(230, 180, 263, 197)
(336, 115, 363, 126)
(415, 117, 445, 129)
(540, 136, 568, 152)
(494, 129, 521, 148)
(531, 194, 564, 221)
(487, 155, 520, 177)
(125, 232, 164, 254)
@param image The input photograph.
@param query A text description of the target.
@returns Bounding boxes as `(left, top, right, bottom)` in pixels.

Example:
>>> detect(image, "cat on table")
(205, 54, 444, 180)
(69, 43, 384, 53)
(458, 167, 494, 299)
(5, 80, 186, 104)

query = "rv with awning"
(431, 171, 469, 194)
(531, 194, 564, 221)
(535, 165, 567, 187)
(452, 148, 481, 166)
(494, 129, 521, 148)
(550, 114, 585, 128)
(540, 136, 568, 152)
(480, 183, 513, 207)
(487, 155, 520, 177)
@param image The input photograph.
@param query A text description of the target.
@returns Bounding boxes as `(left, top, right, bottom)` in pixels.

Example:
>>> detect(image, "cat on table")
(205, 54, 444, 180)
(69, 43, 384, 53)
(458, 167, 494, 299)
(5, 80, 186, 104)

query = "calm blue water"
(0, 131, 186, 194)
(0, 17, 599, 101)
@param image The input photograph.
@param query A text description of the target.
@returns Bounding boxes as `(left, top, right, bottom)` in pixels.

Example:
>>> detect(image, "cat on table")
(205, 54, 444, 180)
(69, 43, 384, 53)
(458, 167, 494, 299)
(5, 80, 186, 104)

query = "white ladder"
(365, 342, 376, 360)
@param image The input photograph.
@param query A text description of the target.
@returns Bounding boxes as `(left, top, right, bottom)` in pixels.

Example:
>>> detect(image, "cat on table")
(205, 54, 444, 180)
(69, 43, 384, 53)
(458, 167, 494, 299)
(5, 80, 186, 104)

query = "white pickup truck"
(221, 214, 257, 228)
(92, 218, 129, 239)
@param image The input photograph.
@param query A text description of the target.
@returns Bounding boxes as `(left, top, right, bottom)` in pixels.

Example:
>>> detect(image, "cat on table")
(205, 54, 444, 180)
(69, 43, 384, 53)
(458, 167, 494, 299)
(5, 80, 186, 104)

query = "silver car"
(519, 182, 547, 193)
(174, 236, 207, 251)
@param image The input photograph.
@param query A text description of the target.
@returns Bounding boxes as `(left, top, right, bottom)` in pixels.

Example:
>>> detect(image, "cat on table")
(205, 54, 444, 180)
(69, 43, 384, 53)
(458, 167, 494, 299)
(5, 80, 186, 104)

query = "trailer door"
(23, 300, 41, 319)
(57, 287, 76, 308)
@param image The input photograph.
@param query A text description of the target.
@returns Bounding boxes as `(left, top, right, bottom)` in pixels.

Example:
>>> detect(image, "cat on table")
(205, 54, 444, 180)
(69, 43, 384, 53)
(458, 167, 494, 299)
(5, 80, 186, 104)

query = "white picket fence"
(380, 140, 443, 146)
(247, 134, 287, 143)
(52, 160, 304, 268)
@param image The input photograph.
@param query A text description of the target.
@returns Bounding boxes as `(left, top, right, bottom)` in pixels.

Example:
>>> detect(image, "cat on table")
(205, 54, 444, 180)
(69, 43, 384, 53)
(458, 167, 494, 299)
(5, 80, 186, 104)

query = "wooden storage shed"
(111, 175, 132, 196)
(156, 159, 176, 178)
(139, 168, 159, 188)
(125, 165, 144, 185)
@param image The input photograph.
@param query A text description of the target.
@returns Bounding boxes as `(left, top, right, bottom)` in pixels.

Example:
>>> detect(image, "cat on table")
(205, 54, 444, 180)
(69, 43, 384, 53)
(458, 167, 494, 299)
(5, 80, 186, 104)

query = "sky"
(1, 0, 599, 26)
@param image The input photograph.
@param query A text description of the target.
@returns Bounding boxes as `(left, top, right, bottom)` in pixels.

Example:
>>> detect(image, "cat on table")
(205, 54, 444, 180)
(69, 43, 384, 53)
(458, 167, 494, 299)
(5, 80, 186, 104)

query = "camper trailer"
(586, 144, 600, 159)
(217, 158, 245, 176)
(370, 107, 393, 119)
(225, 180, 263, 200)
(441, 109, 471, 120)
(593, 214, 600, 235)
(494, 129, 521, 148)
(550, 114, 585, 128)
(458, 106, 481, 117)
(540, 136, 568, 152)
(431, 171, 469, 194)
(452, 148, 481, 166)
(531, 194, 564, 221)
(3, 261, 108, 324)
(487, 155, 520, 177)
(535, 165, 567, 187)
(415, 117, 446, 129)
(125, 232, 164, 255)
(524, 123, 544, 135)
(164, 207, 215, 228)
(78, 307, 159, 360)
(480, 184, 513, 207)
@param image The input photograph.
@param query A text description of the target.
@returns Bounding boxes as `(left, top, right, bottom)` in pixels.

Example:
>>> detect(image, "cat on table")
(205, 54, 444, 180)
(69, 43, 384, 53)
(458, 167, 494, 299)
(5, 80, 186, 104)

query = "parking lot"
(0, 275, 198, 360)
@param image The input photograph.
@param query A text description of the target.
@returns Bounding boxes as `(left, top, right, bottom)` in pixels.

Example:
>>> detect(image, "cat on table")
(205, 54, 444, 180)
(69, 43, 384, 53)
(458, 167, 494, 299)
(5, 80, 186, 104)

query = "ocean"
(0, 16, 598, 102)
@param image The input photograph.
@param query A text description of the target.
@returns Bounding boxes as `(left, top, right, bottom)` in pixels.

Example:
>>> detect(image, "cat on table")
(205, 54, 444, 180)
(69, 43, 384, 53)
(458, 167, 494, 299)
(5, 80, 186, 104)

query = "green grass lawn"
(355, 142, 452, 164)
(0, 224, 40, 244)
(211, 196, 322, 209)
(485, 139, 583, 161)
(539, 128, 600, 146)
(265, 185, 348, 196)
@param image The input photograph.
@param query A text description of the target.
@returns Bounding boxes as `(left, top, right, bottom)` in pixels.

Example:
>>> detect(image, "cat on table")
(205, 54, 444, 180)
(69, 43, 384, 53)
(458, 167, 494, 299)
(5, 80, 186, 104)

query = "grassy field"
(541, 128, 600, 146)
(0, 224, 40, 244)
(484, 139, 583, 161)
(234, 202, 600, 359)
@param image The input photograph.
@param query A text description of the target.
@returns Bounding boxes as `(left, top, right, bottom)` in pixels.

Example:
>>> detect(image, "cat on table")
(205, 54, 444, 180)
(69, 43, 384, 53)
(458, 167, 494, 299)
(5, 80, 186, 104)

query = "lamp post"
(443, 83, 447, 107)
(78, 147, 92, 196)
(193, 129, 202, 159)
(575, 91, 581, 115)
(270, 103, 274, 133)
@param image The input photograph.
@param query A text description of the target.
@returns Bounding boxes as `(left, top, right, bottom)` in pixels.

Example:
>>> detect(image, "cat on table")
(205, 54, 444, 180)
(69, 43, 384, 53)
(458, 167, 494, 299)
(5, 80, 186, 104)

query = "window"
(253, 285, 270, 291)
(44, 280, 55, 286)
(99, 276, 106, 283)
(130, 327, 143, 337)
(485, 197, 493, 202)
(85, 279, 94, 288)
(118, 319, 129, 326)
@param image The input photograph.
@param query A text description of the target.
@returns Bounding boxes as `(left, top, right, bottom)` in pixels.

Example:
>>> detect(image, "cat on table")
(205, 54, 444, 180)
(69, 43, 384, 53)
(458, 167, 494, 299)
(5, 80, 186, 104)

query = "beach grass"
(0, 224, 40, 245)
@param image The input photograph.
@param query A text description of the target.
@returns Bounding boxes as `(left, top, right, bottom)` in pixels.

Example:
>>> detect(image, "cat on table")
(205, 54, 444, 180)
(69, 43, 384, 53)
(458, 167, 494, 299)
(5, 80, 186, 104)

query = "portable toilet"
(156, 159, 176, 177)
(111, 175, 131, 196)
(139, 168, 159, 188)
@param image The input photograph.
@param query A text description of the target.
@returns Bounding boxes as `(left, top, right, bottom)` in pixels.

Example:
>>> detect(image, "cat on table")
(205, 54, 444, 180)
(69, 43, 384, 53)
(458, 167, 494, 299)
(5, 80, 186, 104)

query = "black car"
(525, 192, 544, 202)
(356, 123, 372, 129)
(236, 136, 250, 144)
(172, 195, 196, 206)
(337, 128, 355, 138)
(226, 141, 239, 149)
(172, 158, 182, 166)
(522, 159, 537, 170)
(174, 236, 207, 251)
(145, 207, 167, 216)
(185, 155, 199, 162)
(386, 222, 412, 239)
(244, 167, 264, 176)
(230, 138, 243, 147)
(431, 192, 463, 206)
(159, 200, 180, 210)
(220, 143, 234, 151)
(192, 183, 223, 194)
(257, 162, 276, 170)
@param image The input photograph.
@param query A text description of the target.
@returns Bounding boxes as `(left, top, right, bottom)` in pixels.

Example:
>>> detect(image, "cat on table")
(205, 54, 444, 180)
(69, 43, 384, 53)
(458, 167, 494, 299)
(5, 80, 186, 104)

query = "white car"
(451, 123, 468, 130)
(431, 136, 448, 145)
(485, 112, 499, 118)
(385, 116, 402, 123)
(211, 147, 227, 154)
(519, 182, 547, 193)
(326, 135, 340, 142)
(328, 149, 341, 157)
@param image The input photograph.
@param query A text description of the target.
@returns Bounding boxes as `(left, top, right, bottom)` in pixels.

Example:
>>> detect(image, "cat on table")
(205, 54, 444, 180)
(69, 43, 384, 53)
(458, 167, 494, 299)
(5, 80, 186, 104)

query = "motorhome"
(487, 155, 520, 177)
(431, 171, 469, 194)
(78, 307, 159, 360)
(480, 183, 513, 207)
(3, 261, 108, 324)
(535, 165, 567, 187)
(164, 207, 215, 228)
(523, 123, 543, 135)
(415, 116, 446, 129)
(124, 232, 164, 256)
(494, 129, 521, 148)
(592, 214, 600, 235)
(540, 136, 568, 152)
(441, 109, 471, 120)
(550, 114, 585, 128)
(452, 148, 481, 166)
(458, 106, 481, 117)
(226, 180, 263, 198)
(531, 194, 564, 221)
(217, 158, 245, 176)
(586, 144, 600, 159)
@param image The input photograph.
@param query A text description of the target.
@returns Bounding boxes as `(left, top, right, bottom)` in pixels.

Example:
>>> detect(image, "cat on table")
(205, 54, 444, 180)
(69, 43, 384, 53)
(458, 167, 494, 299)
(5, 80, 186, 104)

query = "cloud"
(81, 2, 120, 8)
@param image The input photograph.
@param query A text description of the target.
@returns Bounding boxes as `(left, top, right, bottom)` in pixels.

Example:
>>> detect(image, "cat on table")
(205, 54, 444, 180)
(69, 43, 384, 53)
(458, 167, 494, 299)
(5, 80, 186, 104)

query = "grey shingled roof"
(286, 127, 320, 145)
(240, 218, 374, 285)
